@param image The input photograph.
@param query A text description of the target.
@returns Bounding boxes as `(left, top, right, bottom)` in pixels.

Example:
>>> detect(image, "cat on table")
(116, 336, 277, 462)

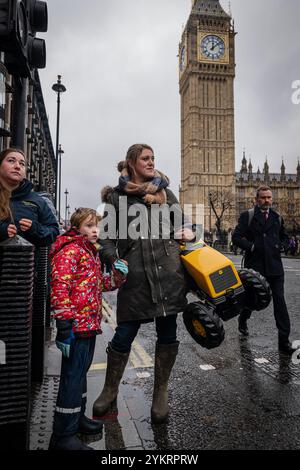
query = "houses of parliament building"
(179, 0, 300, 234)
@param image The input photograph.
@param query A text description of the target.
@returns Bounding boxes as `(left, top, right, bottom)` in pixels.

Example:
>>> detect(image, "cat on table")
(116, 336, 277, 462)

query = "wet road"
(30, 255, 300, 450)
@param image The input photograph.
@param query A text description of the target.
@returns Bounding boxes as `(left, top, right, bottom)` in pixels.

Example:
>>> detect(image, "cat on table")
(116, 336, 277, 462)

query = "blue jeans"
(111, 314, 178, 353)
(53, 336, 96, 437)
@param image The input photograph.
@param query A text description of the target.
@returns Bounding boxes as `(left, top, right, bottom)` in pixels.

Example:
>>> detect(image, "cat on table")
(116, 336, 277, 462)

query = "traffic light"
(0, 0, 47, 77)
(26, 0, 48, 69)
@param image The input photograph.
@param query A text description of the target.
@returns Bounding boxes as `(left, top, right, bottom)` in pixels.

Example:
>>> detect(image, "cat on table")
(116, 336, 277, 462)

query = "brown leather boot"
(151, 342, 179, 424)
(93, 343, 129, 417)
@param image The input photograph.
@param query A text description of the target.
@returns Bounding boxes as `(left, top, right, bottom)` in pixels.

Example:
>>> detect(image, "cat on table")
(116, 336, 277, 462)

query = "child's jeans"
(53, 336, 96, 438)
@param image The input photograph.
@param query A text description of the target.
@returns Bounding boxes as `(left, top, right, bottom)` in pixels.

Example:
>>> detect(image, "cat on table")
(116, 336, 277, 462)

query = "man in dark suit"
(232, 185, 296, 355)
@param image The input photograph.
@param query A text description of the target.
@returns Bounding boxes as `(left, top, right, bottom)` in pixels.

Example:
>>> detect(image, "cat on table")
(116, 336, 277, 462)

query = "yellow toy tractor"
(181, 240, 272, 349)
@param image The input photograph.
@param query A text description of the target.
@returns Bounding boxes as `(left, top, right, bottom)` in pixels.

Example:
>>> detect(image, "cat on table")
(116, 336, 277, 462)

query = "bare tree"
(209, 189, 235, 237)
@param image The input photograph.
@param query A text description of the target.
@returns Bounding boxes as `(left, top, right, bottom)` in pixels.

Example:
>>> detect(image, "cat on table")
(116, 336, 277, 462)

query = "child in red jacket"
(49, 208, 128, 451)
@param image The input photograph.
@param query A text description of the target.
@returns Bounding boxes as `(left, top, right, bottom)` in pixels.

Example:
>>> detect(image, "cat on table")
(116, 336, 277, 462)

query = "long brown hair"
(118, 143, 154, 179)
(0, 148, 26, 220)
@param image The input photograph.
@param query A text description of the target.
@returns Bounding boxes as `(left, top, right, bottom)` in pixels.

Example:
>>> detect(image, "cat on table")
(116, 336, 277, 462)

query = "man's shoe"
(78, 415, 103, 436)
(278, 341, 297, 356)
(48, 433, 94, 450)
(238, 317, 249, 336)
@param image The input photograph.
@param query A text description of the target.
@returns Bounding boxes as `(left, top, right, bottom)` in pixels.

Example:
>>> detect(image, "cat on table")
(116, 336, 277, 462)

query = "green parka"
(100, 186, 188, 323)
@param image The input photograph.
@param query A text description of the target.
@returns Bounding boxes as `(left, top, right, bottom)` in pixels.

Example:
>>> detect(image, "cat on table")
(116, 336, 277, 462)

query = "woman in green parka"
(93, 143, 195, 423)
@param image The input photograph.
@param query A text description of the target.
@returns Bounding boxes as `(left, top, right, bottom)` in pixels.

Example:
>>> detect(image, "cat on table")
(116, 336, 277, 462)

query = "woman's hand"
(7, 224, 17, 238)
(175, 227, 195, 242)
(19, 218, 33, 232)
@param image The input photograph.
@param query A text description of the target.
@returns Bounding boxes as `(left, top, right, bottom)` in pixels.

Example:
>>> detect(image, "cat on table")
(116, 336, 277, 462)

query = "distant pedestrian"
(93, 143, 194, 424)
(49, 208, 128, 450)
(232, 185, 296, 355)
(0, 148, 59, 245)
(289, 236, 297, 256)
(296, 236, 300, 256)
(230, 241, 238, 255)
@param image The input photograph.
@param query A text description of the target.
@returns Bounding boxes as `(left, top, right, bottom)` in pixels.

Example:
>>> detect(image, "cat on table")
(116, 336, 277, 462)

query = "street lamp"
(57, 144, 64, 222)
(66, 204, 70, 229)
(209, 191, 212, 234)
(64, 188, 69, 229)
(52, 75, 66, 213)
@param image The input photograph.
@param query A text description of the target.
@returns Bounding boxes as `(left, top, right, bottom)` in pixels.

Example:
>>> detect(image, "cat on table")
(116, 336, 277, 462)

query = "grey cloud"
(39, 0, 300, 213)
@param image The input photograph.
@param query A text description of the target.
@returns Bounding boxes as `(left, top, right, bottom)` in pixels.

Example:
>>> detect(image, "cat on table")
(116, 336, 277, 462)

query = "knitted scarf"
(118, 168, 169, 205)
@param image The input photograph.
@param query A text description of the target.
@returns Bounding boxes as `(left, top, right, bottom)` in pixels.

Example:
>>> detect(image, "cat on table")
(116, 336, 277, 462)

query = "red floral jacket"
(50, 230, 118, 337)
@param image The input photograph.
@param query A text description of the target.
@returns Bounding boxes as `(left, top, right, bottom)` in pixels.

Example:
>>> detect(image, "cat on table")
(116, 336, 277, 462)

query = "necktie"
(263, 211, 268, 223)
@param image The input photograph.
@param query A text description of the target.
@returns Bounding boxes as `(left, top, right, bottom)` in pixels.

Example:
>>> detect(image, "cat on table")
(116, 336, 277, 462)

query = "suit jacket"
(232, 206, 289, 277)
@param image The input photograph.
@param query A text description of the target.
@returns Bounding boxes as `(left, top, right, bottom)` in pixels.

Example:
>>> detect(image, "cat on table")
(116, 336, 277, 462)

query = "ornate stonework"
(236, 152, 300, 233)
(180, 1, 299, 234)
(179, 0, 236, 231)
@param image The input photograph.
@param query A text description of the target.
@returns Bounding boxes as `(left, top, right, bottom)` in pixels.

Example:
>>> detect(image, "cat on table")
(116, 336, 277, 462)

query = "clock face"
(201, 35, 225, 60)
(180, 46, 186, 72)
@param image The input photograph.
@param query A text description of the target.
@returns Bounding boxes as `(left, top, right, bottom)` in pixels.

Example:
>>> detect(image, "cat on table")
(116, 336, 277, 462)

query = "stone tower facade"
(179, 0, 236, 231)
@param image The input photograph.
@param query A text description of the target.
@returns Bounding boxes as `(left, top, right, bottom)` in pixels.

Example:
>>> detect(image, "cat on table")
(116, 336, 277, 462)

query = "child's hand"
(112, 259, 128, 287)
(19, 218, 33, 232)
(55, 320, 75, 358)
(113, 259, 128, 277)
(7, 224, 17, 238)
(56, 331, 75, 358)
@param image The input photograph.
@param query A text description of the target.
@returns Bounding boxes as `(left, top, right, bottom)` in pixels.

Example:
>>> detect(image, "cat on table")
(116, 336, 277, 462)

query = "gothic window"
(238, 188, 245, 198)
(237, 203, 246, 213)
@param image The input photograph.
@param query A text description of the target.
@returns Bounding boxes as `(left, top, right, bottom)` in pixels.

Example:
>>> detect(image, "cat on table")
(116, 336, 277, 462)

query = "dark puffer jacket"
(0, 179, 59, 247)
(100, 186, 188, 323)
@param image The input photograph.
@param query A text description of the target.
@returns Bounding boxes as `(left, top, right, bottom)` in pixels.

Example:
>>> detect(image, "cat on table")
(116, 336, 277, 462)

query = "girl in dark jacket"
(93, 143, 194, 423)
(0, 148, 59, 246)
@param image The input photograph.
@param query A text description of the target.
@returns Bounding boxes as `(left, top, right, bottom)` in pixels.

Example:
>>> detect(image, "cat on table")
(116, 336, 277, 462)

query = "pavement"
(29, 255, 300, 450)
(30, 299, 155, 450)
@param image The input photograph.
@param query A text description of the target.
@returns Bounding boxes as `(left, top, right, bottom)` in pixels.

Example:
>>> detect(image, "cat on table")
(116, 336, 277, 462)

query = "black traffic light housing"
(0, 0, 48, 77)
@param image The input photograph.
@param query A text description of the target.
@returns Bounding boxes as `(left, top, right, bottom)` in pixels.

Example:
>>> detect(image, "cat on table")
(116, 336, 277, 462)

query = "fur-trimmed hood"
(101, 185, 116, 203)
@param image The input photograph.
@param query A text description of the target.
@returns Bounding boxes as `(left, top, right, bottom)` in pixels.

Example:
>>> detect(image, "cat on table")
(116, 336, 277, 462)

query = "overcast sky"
(39, 0, 300, 215)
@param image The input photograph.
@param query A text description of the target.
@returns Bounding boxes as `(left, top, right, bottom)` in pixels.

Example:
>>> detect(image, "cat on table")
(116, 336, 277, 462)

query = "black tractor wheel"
(238, 268, 272, 311)
(183, 302, 225, 349)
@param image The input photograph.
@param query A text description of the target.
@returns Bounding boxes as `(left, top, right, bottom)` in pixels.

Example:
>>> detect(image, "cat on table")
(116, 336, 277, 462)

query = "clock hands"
(211, 40, 221, 51)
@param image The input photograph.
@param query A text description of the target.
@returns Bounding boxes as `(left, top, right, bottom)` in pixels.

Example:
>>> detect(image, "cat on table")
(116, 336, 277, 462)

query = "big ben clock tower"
(179, 0, 236, 231)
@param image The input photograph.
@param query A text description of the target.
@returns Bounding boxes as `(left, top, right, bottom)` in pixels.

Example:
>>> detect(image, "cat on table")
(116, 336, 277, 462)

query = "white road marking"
(199, 364, 216, 371)
(254, 358, 270, 364)
(136, 372, 151, 379)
